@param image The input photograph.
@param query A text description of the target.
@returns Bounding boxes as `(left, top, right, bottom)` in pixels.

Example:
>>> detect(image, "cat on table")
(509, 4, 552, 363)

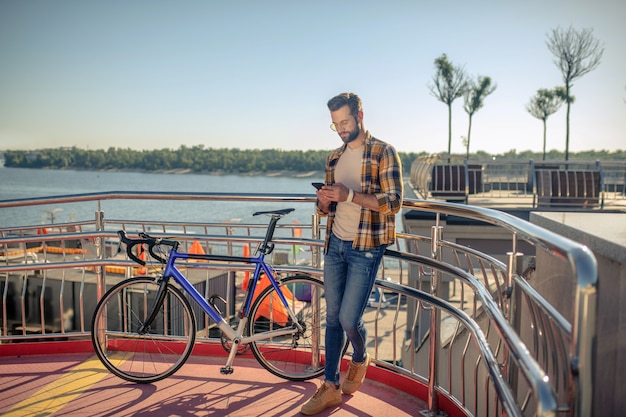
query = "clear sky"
(0, 0, 624, 155)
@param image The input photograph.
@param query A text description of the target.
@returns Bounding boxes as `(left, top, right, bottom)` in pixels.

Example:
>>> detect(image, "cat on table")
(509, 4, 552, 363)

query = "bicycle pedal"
(220, 366, 234, 375)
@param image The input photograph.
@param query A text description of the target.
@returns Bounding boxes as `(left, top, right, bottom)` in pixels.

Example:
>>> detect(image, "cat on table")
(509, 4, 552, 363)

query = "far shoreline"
(2, 165, 323, 178)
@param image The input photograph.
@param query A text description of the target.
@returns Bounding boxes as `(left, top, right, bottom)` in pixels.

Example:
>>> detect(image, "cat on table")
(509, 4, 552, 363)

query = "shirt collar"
(338, 130, 372, 153)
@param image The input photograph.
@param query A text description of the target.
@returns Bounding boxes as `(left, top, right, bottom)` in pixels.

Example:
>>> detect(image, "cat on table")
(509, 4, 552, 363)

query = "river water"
(0, 167, 325, 228)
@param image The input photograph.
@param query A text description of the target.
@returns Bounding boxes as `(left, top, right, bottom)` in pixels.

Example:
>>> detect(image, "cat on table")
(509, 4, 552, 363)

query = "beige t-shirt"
(332, 144, 363, 241)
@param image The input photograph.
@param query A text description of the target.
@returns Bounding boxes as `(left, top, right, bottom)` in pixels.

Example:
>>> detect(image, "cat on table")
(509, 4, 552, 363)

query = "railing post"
(507, 237, 525, 407)
(505, 232, 523, 319)
(571, 251, 598, 417)
(427, 223, 443, 414)
(530, 160, 537, 208)
(311, 213, 322, 369)
(95, 209, 105, 300)
(596, 160, 605, 209)
(463, 159, 470, 204)
(312, 213, 321, 269)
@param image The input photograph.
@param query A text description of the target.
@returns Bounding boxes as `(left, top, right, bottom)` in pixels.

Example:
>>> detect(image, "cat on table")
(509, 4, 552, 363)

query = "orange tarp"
(251, 274, 293, 324)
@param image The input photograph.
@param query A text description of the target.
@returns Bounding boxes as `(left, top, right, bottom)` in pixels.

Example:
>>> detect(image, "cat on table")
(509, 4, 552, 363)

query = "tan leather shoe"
(300, 381, 341, 415)
(341, 353, 371, 394)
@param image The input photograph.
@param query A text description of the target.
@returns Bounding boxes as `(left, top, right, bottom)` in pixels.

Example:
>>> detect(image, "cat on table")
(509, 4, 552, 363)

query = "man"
(301, 92, 403, 415)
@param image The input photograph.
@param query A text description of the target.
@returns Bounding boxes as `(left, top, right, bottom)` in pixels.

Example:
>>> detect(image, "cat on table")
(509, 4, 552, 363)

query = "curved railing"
(0, 191, 598, 416)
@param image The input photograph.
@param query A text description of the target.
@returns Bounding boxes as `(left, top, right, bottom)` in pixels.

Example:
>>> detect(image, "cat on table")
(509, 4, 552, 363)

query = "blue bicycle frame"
(155, 246, 303, 369)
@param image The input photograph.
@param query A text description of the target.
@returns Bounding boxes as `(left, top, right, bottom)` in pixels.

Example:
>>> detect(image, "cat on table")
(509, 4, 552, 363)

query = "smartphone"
(312, 182, 325, 190)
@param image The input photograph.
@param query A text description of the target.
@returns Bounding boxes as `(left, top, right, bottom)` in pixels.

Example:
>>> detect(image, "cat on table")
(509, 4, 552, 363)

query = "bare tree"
(546, 26, 604, 160)
(463, 76, 496, 159)
(429, 54, 468, 154)
(526, 88, 565, 160)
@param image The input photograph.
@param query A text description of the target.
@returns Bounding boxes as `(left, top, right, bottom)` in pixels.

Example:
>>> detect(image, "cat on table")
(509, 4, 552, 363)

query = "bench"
(535, 169, 601, 208)
(430, 164, 482, 202)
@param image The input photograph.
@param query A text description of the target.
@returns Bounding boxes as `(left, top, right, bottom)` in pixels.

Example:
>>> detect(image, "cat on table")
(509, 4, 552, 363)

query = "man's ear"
(357, 111, 364, 122)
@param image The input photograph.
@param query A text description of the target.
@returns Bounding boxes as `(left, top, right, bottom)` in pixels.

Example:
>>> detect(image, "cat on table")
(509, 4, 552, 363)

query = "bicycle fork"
(138, 277, 170, 335)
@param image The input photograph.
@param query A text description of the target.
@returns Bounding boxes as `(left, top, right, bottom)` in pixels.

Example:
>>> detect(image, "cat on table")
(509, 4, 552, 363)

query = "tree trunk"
(565, 84, 571, 161)
(542, 119, 547, 160)
(447, 104, 452, 155)
(466, 114, 473, 159)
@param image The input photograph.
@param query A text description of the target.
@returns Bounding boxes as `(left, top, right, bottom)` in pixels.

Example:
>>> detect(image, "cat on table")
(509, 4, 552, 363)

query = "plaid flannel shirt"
(317, 132, 403, 251)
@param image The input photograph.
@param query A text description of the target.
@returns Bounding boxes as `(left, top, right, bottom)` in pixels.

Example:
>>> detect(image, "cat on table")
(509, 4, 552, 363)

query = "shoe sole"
(300, 398, 341, 415)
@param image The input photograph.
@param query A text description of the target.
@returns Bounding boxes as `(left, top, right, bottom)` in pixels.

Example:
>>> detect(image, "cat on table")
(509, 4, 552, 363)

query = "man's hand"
(318, 182, 382, 212)
(317, 182, 350, 203)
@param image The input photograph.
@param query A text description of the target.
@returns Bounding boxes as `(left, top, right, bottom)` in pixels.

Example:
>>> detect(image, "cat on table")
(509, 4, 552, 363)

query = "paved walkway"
(0, 351, 428, 416)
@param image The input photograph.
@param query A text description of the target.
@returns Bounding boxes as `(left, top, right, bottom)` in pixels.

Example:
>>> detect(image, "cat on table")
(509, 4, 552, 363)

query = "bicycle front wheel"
(91, 277, 196, 383)
(248, 274, 333, 381)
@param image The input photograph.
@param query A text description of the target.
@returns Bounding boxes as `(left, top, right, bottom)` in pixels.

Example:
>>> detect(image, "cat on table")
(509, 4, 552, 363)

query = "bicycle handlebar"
(117, 230, 179, 265)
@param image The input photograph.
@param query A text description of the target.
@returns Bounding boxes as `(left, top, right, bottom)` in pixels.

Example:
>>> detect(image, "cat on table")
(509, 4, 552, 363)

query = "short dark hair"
(327, 92, 362, 117)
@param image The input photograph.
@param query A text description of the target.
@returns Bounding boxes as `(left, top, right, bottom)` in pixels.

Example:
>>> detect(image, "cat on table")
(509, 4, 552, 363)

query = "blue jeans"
(324, 233, 386, 384)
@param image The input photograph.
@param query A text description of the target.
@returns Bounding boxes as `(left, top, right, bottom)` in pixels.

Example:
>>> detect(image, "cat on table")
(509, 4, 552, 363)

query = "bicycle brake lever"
(115, 230, 126, 255)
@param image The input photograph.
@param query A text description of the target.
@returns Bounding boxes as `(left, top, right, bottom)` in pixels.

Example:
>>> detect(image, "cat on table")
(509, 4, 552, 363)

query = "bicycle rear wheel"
(91, 277, 196, 383)
(248, 274, 343, 381)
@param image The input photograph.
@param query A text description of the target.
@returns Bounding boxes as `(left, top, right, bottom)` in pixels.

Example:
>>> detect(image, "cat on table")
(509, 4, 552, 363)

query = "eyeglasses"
(330, 118, 354, 132)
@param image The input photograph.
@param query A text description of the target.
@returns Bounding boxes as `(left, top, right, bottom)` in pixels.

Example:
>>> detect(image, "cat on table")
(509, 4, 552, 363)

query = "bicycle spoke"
(91, 278, 196, 383)
(248, 275, 332, 381)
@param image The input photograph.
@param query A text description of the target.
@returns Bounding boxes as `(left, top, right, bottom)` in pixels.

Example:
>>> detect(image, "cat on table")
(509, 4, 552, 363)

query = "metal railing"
(0, 191, 598, 416)
(410, 155, 626, 209)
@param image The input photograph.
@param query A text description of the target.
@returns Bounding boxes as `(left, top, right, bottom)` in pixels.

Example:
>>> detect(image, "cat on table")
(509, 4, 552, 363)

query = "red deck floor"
(0, 347, 429, 416)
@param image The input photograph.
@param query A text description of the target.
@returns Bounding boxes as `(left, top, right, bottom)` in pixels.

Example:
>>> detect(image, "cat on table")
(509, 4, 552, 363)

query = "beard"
(340, 125, 360, 144)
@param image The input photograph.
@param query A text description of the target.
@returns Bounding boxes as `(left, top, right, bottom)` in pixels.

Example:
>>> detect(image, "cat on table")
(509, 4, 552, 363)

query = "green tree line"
(3, 146, 624, 175)
(1, 146, 424, 174)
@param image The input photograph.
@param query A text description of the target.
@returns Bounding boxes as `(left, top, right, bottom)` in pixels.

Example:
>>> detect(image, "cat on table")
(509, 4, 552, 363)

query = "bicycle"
(91, 208, 346, 384)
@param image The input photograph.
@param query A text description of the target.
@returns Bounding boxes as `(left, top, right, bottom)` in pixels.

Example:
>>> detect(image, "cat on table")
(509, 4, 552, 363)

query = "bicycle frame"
(151, 247, 305, 369)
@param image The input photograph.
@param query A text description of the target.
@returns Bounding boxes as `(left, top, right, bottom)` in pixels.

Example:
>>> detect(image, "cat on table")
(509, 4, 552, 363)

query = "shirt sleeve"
(374, 144, 403, 215)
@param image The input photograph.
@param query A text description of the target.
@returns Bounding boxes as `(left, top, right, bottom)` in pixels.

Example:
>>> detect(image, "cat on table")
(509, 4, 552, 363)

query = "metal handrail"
(1, 191, 598, 416)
